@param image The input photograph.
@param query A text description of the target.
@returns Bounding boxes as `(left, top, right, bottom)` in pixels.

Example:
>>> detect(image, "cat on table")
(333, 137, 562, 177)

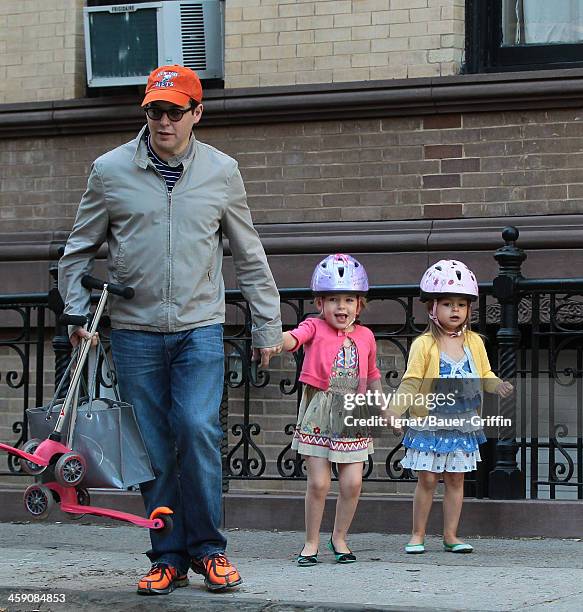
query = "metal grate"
(180, 2, 207, 71)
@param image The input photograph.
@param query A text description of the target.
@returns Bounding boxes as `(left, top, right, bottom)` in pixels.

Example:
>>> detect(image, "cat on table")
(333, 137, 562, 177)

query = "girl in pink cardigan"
(282, 254, 382, 567)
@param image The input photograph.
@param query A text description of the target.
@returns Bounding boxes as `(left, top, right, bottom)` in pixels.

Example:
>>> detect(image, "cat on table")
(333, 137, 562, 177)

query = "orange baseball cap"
(141, 64, 203, 107)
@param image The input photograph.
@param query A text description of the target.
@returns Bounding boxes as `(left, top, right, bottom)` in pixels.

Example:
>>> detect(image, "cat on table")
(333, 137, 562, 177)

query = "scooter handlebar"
(81, 275, 135, 299)
(59, 313, 88, 326)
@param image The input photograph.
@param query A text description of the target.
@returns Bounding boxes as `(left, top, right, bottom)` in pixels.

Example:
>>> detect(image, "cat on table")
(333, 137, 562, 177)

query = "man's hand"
(252, 343, 283, 369)
(496, 380, 514, 398)
(70, 327, 99, 349)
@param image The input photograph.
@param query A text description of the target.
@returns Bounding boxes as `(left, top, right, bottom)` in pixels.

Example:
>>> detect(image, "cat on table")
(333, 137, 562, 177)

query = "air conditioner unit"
(84, 0, 223, 87)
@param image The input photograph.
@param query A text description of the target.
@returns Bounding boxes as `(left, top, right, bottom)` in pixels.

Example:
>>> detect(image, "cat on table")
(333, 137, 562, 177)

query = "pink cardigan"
(289, 317, 381, 393)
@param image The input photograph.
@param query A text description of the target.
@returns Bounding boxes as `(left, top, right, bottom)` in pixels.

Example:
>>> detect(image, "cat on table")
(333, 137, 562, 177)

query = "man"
(59, 65, 282, 595)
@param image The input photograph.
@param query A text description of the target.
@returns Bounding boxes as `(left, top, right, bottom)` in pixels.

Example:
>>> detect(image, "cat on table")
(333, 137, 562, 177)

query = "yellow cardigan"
(389, 331, 502, 417)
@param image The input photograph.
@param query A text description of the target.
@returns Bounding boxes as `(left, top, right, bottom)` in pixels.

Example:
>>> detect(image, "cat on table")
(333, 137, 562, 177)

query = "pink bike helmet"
(419, 260, 478, 302)
(311, 253, 369, 295)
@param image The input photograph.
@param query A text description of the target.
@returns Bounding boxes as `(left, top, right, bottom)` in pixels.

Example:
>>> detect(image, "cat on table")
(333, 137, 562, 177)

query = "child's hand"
(385, 411, 403, 436)
(496, 381, 514, 398)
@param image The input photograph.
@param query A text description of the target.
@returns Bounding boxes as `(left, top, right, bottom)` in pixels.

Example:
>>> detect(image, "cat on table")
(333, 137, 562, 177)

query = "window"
(465, 0, 583, 73)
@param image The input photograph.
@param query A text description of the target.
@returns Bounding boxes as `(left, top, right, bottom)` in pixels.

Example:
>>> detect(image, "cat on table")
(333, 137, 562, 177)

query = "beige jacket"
(59, 126, 282, 347)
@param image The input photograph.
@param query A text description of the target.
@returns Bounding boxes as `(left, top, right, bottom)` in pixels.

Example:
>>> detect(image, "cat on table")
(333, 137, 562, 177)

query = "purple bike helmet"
(419, 260, 478, 302)
(311, 254, 369, 295)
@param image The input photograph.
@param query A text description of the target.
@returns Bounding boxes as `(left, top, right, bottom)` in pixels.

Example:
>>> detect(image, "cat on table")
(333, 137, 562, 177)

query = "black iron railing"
(1, 227, 583, 500)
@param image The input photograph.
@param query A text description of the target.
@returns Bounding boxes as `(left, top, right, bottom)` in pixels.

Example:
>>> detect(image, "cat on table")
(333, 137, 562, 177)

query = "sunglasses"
(144, 105, 197, 122)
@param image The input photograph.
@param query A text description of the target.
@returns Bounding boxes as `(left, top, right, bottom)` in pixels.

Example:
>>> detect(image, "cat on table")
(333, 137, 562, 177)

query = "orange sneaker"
(190, 553, 242, 591)
(137, 563, 189, 595)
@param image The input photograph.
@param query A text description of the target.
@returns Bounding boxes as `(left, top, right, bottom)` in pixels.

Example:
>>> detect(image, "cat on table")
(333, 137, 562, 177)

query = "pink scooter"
(0, 275, 173, 534)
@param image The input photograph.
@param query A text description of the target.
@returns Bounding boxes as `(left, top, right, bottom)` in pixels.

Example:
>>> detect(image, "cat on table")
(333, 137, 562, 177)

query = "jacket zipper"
(147, 157, 187, 332)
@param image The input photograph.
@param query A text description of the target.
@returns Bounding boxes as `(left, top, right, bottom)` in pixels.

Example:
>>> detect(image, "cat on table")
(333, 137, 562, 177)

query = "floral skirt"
(291, 380, 373, 464)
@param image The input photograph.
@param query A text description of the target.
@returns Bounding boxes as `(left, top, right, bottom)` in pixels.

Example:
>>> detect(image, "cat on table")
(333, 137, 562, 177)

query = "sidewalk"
(0, 523, 582, 612)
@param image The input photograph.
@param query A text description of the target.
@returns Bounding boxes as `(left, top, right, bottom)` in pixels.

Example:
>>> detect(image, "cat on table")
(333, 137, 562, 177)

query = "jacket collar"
(132, 124, 198, 170)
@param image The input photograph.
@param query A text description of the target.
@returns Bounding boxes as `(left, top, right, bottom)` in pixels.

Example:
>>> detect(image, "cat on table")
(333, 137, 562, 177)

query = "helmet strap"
(429, 300, 470, 338)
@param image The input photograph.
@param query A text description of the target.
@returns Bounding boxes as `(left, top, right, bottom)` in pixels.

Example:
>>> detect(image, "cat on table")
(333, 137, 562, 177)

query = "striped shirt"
(146, 135, 183, 193)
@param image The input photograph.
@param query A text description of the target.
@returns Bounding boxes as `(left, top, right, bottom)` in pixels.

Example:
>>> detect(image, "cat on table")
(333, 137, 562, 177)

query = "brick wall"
(1, 108, 582, 232)
(225, 0, 465, 88)
(0, 0, 85, 104)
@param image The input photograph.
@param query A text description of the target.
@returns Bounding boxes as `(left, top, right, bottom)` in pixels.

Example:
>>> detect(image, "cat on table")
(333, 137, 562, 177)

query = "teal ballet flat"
(443, 541, 473, 553)
(327, 538, 356, 564)
(405, 541, 425, 554)
(297, 550, 318, 567)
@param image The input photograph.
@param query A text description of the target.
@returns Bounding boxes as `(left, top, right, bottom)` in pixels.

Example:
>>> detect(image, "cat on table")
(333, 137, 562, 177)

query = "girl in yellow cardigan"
(392, 260, 513, 554)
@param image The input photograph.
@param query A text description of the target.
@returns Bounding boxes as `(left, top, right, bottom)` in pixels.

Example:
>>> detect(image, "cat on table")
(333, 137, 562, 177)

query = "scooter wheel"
(20, 439, 46, 475)
(155, 513, 173, 536)
(55, 452, 86, 487)
(66, 487, 91, 520)
(23, 484, 54, 520)
(150, 507, 174, 536)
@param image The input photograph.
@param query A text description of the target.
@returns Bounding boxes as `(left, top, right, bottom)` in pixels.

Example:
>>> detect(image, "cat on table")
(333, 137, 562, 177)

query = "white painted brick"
(7, 12, 38, 27)
(261, 18, 298, 33)
(225, 7, 243, 21)
(408, 63, 440, 78)
(353, 0, 390, 12)
(0, 53, 22, 66)
(225, 61, 242, 76)
(296, 69, 334, 84)
(315, 54, 352, 69)
(242, 6, 277, 20)
(242, 59, 278, 75)
(279, 29, 315, 45)
(297, 15, 334, 29)
(370, 65, 408, 79)
(334, 40, 370, 55)
(332, 67, 371, 82)
(279, 3, 315, 18)
(242, 33, 278, 47)
(226, 20, 261, 35)
(351, 24, 390, 40)
(391, 0, 427, 8)
(388, 50, 429, 65)
(390, 22, 428, 37)
(226, 0, 260, 7)
(441, 33, 464, 48)
(39, 10, 66, 24)
(352, 52, 389, 67)
(314, 27, 351, 43)
(7, 63, 37, 78)
(227, 47, 260, 62)
(334, 12, 371, 27)
(226, 74, 261, 88)
(427, 20, 455, 34)
(278, 57, 315, 72)
(22, 51, 53, 65)
(428, 48, 460, 63)
(297, 42, 334, 57)
(409, 35, 441, 50)
(39, 36, 63, 50)
(442, 5, 464, 20)
(371, 37, 409, 52)
(260, 45, 297, 60)
(225, 34, 242, 49)
(259, 72, 295, 86)
(410, 7, 441, 22)
(372, 10, 409, 24)
(315, 1, 352, 15)
(440, 61, 461, 76)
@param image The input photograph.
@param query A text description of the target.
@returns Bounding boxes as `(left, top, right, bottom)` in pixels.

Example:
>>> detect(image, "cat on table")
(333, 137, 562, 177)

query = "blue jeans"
(110, 325, 226, 574)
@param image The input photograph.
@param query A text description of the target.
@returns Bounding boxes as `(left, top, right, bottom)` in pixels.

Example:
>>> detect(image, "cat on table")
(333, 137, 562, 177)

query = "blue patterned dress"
(400, 346, 486, 473)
